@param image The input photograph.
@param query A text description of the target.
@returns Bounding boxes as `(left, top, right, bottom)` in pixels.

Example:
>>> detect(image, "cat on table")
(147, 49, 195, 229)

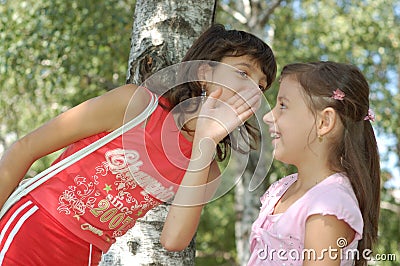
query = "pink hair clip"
(364, 108, 375, 122)
(332, 88, 345, 101)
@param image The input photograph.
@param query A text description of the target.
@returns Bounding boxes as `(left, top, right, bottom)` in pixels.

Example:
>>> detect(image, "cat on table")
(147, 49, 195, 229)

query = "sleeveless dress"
(248, 173, 363, 266)
(0, 96, 193, 265)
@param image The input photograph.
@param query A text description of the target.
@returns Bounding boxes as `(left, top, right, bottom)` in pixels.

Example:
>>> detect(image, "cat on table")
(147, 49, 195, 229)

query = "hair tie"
(364, 108, 375, 122)
(332, 88, 345, 100)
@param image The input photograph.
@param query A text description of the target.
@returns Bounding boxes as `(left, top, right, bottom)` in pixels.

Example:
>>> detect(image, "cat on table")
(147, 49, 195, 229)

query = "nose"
(263, 110, 274, 125)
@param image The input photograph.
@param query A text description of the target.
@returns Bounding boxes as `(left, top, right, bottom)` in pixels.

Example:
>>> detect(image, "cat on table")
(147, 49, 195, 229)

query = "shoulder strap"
(0, 92, 158, 219)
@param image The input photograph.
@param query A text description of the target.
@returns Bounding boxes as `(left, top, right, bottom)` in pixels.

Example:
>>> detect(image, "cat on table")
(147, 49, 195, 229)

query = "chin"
(273, 152, 291, 165)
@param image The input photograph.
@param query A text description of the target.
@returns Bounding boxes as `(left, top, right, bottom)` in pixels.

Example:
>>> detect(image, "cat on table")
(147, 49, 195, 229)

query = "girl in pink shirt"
(249, 62, 380, 266)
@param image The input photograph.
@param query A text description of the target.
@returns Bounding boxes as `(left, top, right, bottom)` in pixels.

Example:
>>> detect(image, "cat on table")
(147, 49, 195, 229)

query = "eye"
(237, 70, 249, 79)
(279, 102, 287, 109)
(259, 85, 266, 91)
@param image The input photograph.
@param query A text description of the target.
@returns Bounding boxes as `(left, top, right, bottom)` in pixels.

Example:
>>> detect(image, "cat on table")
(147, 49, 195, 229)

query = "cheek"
(288, 123, 316, 148)
(212, 69, 235, 87)
(215, 82, 238, 98)
(280, 118, 313, 143)
(223, 80, 240, 92)
(210, 76, 236, 94)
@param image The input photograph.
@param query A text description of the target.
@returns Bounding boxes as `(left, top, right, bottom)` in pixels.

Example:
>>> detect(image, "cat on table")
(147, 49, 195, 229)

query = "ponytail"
(341, 120, 380, 266)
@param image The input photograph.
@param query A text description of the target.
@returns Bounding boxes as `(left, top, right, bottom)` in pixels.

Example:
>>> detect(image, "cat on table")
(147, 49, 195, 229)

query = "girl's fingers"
(234, 91, 262, 116)
(209, 87, 261, 119)
(233, 91, 261, 115)
(204, 87, 223, 108)
(228, 88, 261, 109)
(237, 108, 255, 125)
(198, 86, 261, 139)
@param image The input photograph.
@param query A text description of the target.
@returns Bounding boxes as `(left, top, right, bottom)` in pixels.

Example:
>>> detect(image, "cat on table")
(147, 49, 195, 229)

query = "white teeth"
(270, 133, 280, 139)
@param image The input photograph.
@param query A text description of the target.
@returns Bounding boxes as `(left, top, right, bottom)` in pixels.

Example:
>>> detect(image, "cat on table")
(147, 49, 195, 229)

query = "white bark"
(126, 0, 216, 84)
(100, 0, 215, 265)
(100, 205, 196, 266)
(234, 152, 278, 266)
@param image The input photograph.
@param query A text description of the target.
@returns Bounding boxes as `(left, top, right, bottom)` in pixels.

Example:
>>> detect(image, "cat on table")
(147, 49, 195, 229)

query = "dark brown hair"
(281, 61, 380, 265)
(163, 24, 277, 160)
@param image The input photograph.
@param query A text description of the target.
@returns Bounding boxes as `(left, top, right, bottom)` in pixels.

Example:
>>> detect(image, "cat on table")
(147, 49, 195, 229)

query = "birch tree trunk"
(100, 0, 216, 265)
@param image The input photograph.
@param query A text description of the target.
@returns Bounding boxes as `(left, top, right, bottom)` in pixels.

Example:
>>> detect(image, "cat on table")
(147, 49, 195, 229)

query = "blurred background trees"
(1, 0, 398, 265)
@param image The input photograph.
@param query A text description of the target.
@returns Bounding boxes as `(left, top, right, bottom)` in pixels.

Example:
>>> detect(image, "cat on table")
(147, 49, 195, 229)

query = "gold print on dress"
(90, 199, 134, 232)
(57, 175, 99, 215)
(81, 223, 104, 236)
(106, 149, 142, 191)
(57, 148, 160, 238)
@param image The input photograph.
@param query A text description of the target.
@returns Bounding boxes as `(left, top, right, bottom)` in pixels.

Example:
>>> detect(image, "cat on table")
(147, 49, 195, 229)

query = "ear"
(316, 107, 338, 136)
(197, 63, 213, 83)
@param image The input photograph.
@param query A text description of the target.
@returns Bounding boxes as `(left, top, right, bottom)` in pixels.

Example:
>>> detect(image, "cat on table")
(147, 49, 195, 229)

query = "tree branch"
(220, 2, 248, 24)
(380, 201, 400, 215)
(258, 0, 283, 26)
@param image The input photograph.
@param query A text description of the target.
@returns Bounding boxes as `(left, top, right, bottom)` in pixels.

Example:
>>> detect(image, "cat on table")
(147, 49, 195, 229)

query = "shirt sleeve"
(305, 183, 364, 241)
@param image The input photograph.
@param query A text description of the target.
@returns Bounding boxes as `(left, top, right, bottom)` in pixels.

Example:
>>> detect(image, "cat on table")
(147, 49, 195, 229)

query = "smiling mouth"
(270, 132, 281, 139)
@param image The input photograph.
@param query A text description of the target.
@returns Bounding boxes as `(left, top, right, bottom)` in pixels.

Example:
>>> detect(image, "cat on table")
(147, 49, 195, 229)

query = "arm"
(303, 214, 356, 266)
(160, 142, 220, 251)
(161, 87, 261, 251)
(0, 84, 148, 208)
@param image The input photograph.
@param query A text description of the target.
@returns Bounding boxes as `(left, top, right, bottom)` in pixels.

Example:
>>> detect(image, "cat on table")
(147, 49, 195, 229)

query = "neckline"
(271, 172, 340, 215)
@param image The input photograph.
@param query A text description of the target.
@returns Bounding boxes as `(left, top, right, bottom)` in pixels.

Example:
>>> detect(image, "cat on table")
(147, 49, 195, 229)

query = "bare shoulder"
(90, 83, 153, 131)
(17, 83, 152, 161)
(117, 84, 154, 125)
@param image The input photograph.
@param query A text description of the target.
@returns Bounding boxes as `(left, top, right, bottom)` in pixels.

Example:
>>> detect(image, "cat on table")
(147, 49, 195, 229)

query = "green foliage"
(377, 202, 400, 264)
(196, 189, 238, 265)
(271, 0, 400, 137)
(0, 0, 133, 175)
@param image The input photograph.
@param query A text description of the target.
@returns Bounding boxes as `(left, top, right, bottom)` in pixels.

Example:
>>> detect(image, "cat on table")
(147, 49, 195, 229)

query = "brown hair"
(281, 61, 380, 265)
(163, 24, 277, 160)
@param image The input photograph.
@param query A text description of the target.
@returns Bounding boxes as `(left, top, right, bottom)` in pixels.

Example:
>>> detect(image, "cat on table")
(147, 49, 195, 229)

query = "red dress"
(0, 97, 193, 265)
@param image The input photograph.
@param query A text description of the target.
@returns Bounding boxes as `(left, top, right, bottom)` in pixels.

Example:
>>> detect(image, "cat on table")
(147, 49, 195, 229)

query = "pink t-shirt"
(248, 173, 363, 266)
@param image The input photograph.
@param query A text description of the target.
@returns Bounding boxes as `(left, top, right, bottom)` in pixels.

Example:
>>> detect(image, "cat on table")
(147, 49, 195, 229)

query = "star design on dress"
(103, 184, 112, 193)
(136, 210, 143, 216)
(73, 214, 80, 221)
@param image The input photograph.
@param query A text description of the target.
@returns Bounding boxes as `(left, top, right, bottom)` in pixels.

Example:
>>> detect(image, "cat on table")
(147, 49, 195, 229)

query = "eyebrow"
(234, 62, 253, 69)
(277, 96, 290, 102)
